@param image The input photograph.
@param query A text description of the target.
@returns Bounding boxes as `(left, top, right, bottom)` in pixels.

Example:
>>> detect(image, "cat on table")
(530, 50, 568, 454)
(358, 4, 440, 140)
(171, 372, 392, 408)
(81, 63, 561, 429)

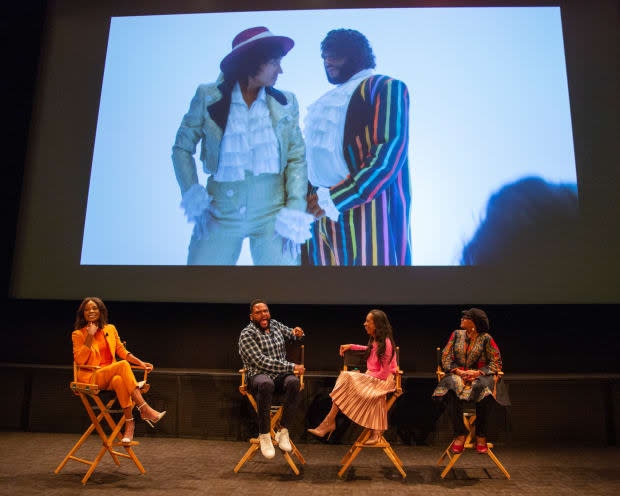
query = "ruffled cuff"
(275, 207, 315, 244)
(180, 183, 210, 221)
(317, 187, 340, 221)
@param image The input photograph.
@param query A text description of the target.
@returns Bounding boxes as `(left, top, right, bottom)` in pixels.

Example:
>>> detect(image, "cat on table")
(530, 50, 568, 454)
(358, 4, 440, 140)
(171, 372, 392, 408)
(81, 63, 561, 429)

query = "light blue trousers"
(187, 173, 298, 266)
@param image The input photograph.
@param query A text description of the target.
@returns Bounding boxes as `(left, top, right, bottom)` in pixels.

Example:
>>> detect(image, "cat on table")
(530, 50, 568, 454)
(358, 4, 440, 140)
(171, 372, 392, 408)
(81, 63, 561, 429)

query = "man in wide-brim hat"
(172, 26, 312, 266)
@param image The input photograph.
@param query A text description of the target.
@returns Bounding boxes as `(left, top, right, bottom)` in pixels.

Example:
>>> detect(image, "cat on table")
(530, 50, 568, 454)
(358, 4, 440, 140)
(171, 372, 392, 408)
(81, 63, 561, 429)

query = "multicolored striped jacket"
(303, 75, 412, 266)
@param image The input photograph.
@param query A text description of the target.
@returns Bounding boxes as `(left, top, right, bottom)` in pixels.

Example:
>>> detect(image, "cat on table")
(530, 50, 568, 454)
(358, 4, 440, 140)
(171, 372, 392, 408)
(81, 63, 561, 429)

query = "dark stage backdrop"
(2, 299, 618, 374)
(3, 1, 620, 372)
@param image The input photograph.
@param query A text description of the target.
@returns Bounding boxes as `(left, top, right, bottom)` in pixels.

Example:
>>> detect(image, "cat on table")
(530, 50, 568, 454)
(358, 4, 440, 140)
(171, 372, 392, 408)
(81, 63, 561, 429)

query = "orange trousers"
(92, 360, 138, 409)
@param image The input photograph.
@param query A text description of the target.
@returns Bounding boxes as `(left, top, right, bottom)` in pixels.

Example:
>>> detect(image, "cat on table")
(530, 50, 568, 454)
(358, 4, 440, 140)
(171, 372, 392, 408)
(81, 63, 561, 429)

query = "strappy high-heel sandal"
(121, 418, 134, 444)
(137, 402, 166, 428)
(365, 430, 383, 445)
(307, 418, 336, 440)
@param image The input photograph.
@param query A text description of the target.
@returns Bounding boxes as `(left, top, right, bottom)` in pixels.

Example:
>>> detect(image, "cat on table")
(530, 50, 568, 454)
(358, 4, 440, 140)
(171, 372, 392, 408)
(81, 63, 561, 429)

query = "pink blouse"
(350, 338, 397, 380)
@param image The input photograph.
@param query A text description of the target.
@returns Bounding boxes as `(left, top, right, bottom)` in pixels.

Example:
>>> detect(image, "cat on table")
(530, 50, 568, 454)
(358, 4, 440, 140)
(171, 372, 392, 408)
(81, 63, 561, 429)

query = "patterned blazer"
(304, 75, 412, 266)
(433, 329, 510, 405)
(172, 76, 307, 212)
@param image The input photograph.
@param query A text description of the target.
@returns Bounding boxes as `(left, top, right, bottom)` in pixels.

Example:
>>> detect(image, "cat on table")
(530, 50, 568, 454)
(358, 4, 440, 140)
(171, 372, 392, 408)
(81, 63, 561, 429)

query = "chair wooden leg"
(81, 445, 107, 485)
(97, 396, 127, 443)
(234, 443, 260, 473)
(384, 441, 404, 468)
(235, 396, 305, 475)
(55, 397, 116, 474)
(282, 451, 300, 476)
(54, 415, 101, 474)
(383, 445, 407, 478)
(120, 446, 146, 474)
(289, 439, 306, 465)
(57, 393, 146, 483)
(338, 445, 363, 478)
(97, 399, 125, 467)
(440, 451, 463, 479)
(79, 394, 111, 447)
(487, 447, 511, 479)
(438, 412, 511, 480)
(340, 429, 370, 465)
(436, 441, 453, 465)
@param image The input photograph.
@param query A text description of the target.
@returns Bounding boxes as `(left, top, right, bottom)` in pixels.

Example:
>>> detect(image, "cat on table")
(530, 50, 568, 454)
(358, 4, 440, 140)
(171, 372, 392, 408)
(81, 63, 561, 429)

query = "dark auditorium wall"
(2, 299, 619, 374)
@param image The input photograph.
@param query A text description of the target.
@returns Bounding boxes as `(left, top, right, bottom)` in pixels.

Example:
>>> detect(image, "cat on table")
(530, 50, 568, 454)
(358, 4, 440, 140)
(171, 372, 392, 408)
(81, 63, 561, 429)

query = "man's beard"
(326, 59, 361, 85)
(252, 317, 270, 329)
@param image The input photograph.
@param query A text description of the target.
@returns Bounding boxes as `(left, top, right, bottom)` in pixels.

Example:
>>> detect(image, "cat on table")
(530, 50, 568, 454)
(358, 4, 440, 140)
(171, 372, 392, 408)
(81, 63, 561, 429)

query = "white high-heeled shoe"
(137, 402, 166, 428)
(121, 418, 134, 444)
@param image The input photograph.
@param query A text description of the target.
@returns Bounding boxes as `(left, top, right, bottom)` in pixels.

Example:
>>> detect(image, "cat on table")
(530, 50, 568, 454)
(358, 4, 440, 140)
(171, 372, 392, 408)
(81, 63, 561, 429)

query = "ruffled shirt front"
(215, 83, 280, 182)
(303, 69, 374, 220)
(304, 69, 374, 188)
(180, 83, 313, 244)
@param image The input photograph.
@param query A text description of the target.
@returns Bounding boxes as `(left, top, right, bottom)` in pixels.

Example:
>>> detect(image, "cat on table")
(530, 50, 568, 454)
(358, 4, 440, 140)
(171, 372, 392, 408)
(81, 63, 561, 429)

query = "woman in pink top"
(308, 309, 398, 444)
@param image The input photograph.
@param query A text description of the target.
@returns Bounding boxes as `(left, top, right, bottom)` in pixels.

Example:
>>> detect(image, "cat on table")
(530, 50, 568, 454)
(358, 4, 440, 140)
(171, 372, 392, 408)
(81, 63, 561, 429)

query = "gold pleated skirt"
(330, 371, 395, 430)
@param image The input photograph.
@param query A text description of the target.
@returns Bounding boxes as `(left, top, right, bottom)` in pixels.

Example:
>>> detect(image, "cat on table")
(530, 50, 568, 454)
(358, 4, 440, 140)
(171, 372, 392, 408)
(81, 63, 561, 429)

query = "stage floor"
(0, 432, 618, 495)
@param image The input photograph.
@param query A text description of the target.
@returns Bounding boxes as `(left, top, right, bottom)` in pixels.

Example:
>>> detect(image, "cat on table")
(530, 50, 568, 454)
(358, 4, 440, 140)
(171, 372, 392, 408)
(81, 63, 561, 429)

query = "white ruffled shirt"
(215, 83, 280, 182)
(181, 83, 313, 245)
(304, 69, 374, 220)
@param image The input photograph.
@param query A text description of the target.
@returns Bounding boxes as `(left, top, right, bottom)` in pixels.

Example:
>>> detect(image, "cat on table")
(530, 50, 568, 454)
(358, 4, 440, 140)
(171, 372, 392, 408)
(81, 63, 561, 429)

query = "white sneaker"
(259, 433, 275, 459)
(275, 428, 292, 452)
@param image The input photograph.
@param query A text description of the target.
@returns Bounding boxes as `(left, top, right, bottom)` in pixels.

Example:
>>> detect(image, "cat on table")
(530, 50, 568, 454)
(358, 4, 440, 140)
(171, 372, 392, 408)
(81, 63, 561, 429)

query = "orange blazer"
(72, 324, 129, 383)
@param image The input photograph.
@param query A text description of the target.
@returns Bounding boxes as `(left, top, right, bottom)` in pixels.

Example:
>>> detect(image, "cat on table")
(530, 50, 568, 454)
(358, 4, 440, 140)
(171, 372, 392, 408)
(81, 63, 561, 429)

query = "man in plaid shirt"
(239, 299, 305, 459)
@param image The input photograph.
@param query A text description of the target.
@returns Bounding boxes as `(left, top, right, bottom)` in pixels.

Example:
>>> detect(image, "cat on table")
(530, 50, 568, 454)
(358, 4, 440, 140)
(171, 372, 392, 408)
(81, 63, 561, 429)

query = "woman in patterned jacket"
(432, 308, 510, 453)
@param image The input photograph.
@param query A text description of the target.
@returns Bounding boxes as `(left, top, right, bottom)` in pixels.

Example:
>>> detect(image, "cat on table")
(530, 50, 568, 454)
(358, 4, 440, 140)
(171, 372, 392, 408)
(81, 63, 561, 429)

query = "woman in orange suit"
(72, 297, 166, 443)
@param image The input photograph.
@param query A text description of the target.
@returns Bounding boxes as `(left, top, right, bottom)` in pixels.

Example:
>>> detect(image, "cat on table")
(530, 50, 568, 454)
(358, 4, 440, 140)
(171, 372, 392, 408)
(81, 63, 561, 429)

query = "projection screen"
(10, 0, 620, 304)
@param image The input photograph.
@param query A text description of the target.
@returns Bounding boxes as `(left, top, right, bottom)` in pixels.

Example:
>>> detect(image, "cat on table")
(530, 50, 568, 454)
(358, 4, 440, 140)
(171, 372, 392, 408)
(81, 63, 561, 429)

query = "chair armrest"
(130, 365, 149, 381)
(293, 369, 305, 391)
(70, 381, 100, 395)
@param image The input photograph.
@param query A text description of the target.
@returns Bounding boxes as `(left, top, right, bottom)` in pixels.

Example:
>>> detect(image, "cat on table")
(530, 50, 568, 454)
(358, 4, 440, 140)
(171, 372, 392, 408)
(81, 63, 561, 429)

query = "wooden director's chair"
(435, 348, 510, 479)
(54, 361, 149, 484)
(234, 344, 306, 475)
(338, 347, 406, 479)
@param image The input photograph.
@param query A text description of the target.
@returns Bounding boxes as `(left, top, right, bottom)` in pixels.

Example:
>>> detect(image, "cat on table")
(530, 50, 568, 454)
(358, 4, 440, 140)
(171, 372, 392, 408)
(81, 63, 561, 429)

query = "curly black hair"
(321, 29, 376, 70)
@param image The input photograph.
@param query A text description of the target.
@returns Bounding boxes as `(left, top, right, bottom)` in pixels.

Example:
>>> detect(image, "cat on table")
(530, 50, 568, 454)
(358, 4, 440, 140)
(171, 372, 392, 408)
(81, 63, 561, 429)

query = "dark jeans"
(250, 373, 301, 435)
(438, 390, 495, 438)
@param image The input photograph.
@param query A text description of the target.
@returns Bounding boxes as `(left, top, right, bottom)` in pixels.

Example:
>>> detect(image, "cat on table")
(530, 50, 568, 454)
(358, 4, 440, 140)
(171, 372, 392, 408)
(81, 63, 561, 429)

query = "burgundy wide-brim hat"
(220, 26, 294, 73)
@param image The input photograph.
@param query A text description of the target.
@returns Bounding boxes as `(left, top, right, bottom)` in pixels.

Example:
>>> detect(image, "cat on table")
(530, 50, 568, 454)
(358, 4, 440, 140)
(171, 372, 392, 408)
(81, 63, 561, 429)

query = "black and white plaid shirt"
(238, 319, 302, 380)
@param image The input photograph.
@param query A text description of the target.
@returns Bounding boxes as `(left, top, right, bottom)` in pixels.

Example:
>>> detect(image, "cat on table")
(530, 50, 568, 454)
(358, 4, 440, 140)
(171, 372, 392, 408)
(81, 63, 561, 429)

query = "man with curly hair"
(303, 29, 412, 266)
